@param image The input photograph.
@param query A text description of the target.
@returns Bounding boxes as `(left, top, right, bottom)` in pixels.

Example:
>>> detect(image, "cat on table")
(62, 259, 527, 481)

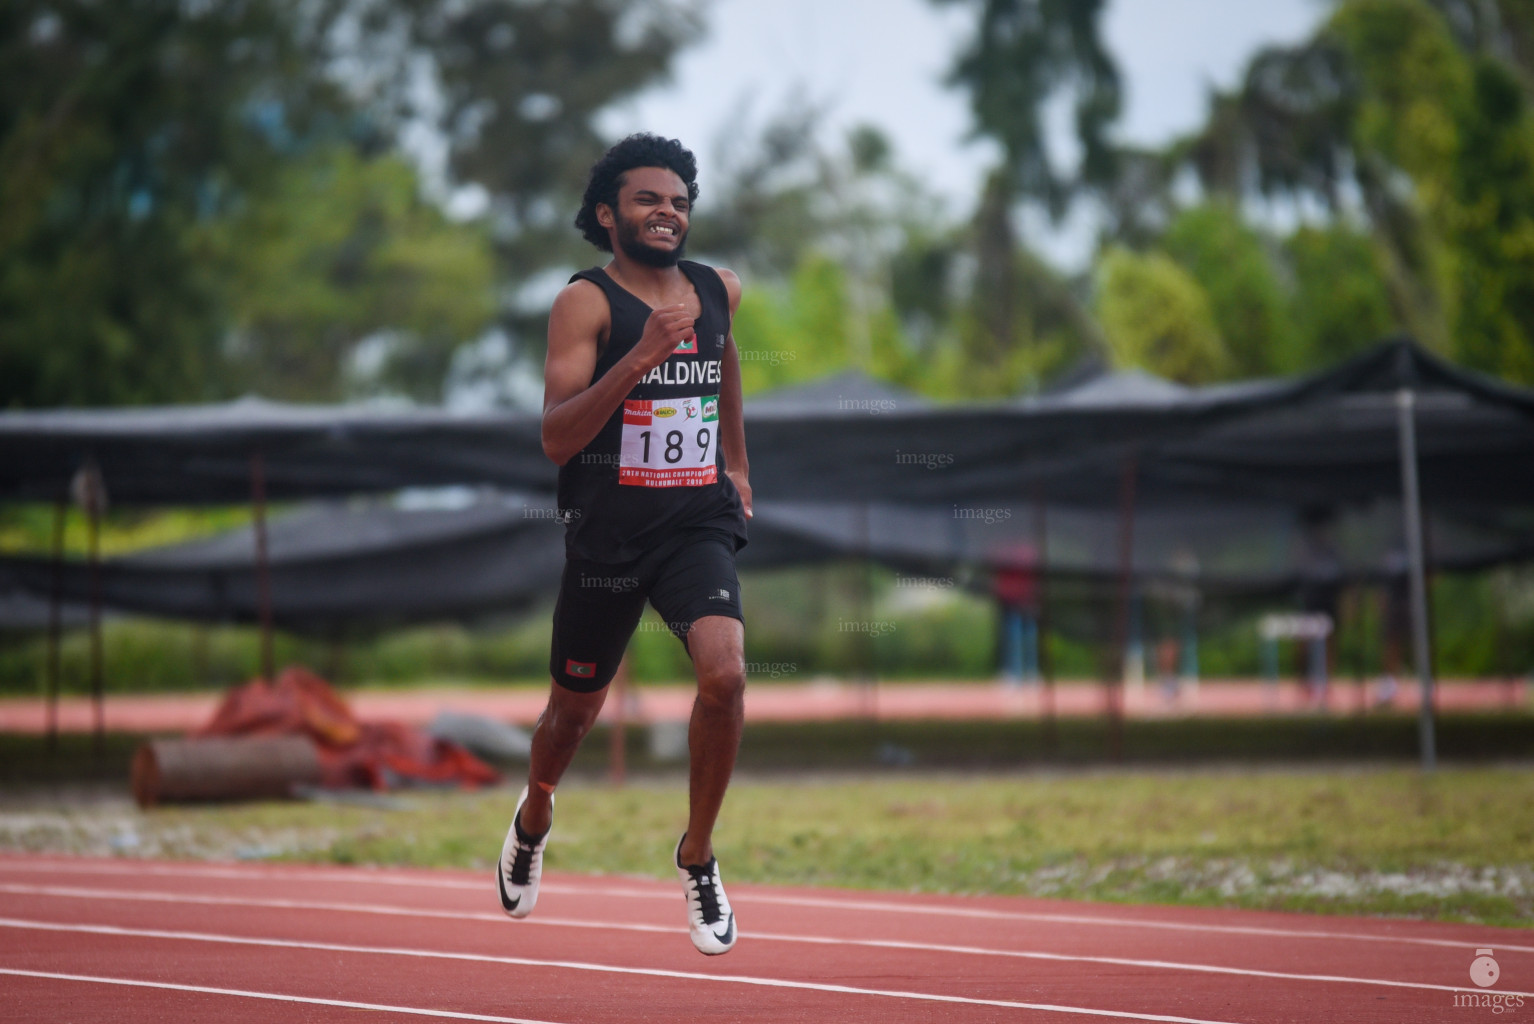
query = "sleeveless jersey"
(557, 260, 747, 562)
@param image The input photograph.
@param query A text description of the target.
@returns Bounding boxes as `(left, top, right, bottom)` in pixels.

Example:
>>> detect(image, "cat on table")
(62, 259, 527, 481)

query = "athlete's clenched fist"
(631, 304, 695, 373)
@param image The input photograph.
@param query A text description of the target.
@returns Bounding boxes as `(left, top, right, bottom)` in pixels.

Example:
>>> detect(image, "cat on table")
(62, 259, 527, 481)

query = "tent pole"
(1034, 491, 1056, 757)
(1110, 454, 1138, 762)
(85, 483, 103, 759)
(1395, 388, 1436, 772)
(250, 451, 275, 684)
(857, 501, 876, 719)
(45, 494, 66, 755)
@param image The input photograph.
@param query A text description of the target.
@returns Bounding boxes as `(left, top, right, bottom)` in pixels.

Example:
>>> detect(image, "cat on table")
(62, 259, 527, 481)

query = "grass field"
(3, 721, 1531, 928)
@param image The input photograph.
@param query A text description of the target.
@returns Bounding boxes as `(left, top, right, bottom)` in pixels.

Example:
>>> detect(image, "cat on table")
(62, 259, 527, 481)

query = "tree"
(926, 0, 1120, 373)
(1173, 0, 1534, 383)
(0, 0, 348, 407)
(0, 0, 711, 408)
(933, 0, 1121, 216)
(330, 0, 706, 350)
(1160, 203, 1295, 379)
(1093, 247, 1228, 384)
(1445, 56, 1534, 384)
(204, 147, 496, 402)
(1283, 223, 1400, 371)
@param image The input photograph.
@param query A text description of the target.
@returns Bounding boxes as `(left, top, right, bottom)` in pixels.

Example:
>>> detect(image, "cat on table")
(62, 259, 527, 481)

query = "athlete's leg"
(676, 614, 745, 867)
(525, 553, 648, 834)
(519, 682, 608, 835)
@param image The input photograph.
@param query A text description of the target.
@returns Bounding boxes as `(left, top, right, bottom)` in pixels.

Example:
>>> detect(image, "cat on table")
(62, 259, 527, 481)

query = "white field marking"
(4, 857, 1531, 956)
(1, 884, 1525, 1000)
(0, 967, 565, 1024)
(0, 917, 1249, 1024)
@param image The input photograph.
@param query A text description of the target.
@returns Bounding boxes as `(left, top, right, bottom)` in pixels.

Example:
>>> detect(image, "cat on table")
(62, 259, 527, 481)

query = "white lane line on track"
(3, 857, 1529, 956)
(0, 882, 1517, 999)
(0, 917, 1248, 1024)
(0, 967, 564, 1024)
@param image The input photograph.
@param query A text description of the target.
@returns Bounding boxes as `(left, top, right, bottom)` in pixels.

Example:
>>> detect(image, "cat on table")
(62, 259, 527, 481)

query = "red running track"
(0, 854, 1528, 1022)
(0, 678, 1525, 735)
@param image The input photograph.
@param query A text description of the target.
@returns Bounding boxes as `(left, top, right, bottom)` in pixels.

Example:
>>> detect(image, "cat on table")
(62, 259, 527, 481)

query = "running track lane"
(0, 855, 1527, 1023)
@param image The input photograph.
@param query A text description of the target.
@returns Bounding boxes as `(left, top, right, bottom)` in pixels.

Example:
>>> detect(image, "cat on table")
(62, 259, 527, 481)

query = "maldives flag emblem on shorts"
(565, 659, 596, 678)
(673, 334, 697, 354)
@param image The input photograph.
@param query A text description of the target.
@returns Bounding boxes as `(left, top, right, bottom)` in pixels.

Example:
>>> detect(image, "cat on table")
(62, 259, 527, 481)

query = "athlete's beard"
(616, 218, 687, 268)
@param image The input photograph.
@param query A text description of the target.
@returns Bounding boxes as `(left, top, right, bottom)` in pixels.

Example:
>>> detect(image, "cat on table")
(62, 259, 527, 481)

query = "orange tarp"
(196, 665, 500, 792)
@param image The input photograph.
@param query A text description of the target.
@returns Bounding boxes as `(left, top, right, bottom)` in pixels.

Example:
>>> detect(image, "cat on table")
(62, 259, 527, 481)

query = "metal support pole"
(1034, 493, 1056, 757)
(1395, 389, 1436, 772)
(250, 451, 275, 684)
(86, 488, 103, 758)
(1109, 454, 1138, 761)
(45, 496, 66, 755)
(856, 501, 876, 719)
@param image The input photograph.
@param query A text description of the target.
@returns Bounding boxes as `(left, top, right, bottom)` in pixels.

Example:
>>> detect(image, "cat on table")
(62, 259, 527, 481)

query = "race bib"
(619, 395, 719, 487)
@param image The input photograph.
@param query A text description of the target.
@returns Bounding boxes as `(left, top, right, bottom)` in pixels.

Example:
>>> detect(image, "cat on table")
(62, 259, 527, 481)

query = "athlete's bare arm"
(541, 280, 698, 466)
(715, 268, 753, 518)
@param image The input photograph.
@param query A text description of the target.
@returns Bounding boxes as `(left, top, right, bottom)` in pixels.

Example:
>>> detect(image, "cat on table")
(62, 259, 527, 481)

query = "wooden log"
(132, 735, 323, 808)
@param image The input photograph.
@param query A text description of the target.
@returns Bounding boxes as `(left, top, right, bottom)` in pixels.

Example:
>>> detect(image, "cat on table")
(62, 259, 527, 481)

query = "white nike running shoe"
(675, 835, 737, 955)
(497, 786, 550, 919)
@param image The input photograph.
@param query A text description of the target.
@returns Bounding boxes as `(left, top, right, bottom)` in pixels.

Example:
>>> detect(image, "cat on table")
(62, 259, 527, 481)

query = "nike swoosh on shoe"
(497, 870, 521, 913)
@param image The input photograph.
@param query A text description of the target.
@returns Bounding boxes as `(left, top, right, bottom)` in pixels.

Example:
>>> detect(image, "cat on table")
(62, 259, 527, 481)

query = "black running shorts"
(548, 528, 744, 692)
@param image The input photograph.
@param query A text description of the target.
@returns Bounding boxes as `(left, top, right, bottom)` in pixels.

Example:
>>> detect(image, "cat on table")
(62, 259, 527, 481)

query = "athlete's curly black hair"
(575, 133, 699, 251)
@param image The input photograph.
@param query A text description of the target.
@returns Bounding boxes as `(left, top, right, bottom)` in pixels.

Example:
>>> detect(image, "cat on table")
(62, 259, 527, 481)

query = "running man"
(497, 134, 752, 956)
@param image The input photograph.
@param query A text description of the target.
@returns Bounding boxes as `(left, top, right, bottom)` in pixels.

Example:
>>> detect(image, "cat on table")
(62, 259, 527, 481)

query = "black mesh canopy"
(4, 339, 1533, 631)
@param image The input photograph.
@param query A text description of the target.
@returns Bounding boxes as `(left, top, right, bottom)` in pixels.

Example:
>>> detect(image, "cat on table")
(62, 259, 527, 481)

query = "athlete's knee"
(540, 685, 605, 744)
(695, 657, 745, 708)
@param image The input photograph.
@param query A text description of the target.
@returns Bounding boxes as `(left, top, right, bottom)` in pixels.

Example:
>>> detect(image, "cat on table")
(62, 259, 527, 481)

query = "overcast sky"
(600, 0, 1327, 262)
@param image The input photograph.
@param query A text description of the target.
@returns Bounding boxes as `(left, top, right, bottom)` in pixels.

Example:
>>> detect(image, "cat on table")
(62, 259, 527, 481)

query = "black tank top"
(557, 260, 747, 562)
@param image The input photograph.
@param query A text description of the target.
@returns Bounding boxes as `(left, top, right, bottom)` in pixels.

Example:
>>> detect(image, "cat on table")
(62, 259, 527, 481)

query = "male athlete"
(497, 134, 751, 956)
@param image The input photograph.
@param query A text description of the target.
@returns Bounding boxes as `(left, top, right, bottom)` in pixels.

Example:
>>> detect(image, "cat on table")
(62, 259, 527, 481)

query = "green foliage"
(731, 254, 855, 395)
(0, 0, 704, 408)
(934, 0, 1121, 213)
(0, 0, 335, 407)
(1093, 247, 1228, 383)
(1283, 223, 1400, 369)
(0, 504, 258, 559)
(205, 147, 497, 401)
(1332, 0, 1470, 198)
(1160, 203, 1296, 378)
(1444, 57, 1534, 385)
